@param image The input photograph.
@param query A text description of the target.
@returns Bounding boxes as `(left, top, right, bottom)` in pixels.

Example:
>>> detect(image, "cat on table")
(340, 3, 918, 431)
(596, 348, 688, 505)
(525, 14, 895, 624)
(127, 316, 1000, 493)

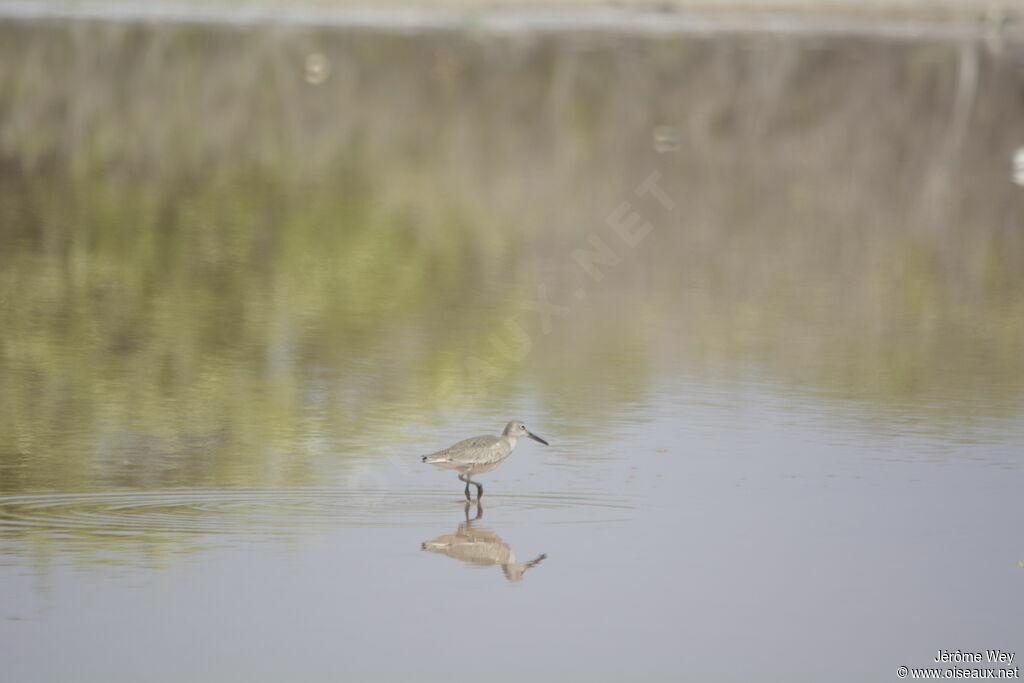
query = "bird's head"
(503, 421, 549, 445)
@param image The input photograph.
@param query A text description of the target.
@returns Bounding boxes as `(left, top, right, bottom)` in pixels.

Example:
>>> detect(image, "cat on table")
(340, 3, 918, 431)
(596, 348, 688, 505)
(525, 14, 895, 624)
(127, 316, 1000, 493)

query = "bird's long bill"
(527, 431, 549, 446)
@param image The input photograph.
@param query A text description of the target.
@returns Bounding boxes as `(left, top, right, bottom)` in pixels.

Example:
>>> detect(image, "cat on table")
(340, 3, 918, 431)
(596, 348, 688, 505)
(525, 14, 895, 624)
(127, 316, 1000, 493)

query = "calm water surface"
(1, 12, 1023, 683)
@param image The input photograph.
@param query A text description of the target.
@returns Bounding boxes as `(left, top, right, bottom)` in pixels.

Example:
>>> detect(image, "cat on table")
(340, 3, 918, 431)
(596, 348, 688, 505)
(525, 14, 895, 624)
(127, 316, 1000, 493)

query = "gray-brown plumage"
(421, 421, 549, 500)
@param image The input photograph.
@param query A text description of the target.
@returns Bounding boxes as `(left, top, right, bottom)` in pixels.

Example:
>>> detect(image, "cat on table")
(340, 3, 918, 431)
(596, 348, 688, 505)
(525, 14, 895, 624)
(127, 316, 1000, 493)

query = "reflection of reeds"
(0, 20, 1022, 492)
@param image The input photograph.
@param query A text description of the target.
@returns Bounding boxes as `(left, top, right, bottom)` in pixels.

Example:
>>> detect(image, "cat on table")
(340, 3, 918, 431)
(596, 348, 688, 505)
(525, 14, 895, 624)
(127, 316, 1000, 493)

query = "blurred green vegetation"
(0, 19, 1022, 494)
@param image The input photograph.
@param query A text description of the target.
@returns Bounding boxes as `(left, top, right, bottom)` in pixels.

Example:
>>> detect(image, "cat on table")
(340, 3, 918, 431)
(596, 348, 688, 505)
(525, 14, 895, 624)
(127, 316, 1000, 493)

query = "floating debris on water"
(1013, 147, 1024, 186)
(653, 125, 681, 153)
(305, 52, 330, 85)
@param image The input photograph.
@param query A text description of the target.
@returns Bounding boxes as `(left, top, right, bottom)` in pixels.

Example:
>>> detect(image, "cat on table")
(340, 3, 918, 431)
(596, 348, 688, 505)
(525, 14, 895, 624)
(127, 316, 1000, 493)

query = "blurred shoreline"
(0, 0, 1021, 40)
(1, 1, 1022, 487)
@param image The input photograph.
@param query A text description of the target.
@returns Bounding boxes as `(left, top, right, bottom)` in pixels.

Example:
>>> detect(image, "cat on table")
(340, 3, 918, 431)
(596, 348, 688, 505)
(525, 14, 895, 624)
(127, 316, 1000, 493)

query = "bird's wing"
(436, 435, 500, 462)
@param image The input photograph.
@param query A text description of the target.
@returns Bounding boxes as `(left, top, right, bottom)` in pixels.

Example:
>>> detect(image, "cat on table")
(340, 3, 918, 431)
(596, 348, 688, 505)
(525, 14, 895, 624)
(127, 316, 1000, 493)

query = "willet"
(421, 421, 549, 500)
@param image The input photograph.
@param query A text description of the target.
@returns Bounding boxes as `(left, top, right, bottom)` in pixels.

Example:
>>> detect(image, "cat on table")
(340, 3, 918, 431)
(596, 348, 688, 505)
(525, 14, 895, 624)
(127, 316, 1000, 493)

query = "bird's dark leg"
(473, 481, 484, 500)
(458, 473, 472, 501)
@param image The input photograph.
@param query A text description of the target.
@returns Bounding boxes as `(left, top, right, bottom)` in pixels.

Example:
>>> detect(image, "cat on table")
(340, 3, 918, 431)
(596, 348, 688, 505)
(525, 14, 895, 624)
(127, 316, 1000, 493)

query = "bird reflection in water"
(421, 502, 547, 582)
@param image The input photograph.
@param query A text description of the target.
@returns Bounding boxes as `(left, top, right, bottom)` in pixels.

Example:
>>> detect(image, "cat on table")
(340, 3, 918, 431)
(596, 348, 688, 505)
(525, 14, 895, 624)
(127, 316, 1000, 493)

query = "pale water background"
(1, 10, 1023, 682)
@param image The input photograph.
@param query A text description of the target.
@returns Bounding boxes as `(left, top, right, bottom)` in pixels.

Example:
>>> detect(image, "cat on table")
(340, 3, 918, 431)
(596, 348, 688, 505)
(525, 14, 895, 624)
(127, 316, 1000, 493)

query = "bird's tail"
(420, 455, 427, 463)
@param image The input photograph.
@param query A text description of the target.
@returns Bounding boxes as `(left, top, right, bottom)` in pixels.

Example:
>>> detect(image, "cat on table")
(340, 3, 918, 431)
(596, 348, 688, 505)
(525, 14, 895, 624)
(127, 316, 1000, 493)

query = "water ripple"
(0, 488, 631, 537)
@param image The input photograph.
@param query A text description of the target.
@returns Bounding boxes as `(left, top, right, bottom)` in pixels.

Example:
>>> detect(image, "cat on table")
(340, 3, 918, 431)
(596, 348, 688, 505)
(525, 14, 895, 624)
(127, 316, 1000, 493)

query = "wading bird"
(421, 421, 549, 500)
